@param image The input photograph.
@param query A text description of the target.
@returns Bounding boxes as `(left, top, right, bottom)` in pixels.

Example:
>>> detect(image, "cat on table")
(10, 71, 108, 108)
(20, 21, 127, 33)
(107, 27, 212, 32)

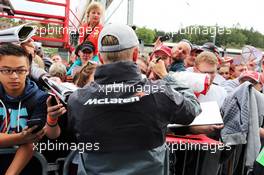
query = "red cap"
(153, 45, 172, 57)
(239, 71, 261, 83)
(222, 56, 233, 63)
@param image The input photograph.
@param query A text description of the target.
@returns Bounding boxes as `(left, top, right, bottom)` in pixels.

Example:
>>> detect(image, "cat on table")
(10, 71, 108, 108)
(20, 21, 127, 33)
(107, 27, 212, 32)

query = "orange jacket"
(78, 23, 103, 55)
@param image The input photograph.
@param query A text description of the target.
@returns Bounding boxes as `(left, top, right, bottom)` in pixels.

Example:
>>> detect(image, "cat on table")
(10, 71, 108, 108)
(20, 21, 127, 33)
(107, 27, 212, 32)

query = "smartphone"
(27, 118, 45, 134)
(159, 34, 171, 42)
(48, 92, 58, 106)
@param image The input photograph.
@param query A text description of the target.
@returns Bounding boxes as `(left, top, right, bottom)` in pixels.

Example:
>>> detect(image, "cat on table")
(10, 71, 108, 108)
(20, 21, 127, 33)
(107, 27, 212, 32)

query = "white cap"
(98, 23, 139, 52)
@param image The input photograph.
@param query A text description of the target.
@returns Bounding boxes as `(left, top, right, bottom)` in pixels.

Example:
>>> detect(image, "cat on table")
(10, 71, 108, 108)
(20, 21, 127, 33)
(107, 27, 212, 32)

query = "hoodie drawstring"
(17, 101, 21, 133)
(0, 100, 22, 133)
(0, 99, 8, 133)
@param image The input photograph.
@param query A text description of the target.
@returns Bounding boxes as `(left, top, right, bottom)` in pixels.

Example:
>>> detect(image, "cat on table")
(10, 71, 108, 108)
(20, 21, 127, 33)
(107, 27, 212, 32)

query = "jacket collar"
(169, 60, 186, 72)
(94, 61, 142, 84)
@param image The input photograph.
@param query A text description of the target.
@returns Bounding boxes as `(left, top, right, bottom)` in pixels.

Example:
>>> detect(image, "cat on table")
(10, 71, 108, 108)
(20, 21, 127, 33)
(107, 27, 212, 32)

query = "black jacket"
(68, 61, 201, 152)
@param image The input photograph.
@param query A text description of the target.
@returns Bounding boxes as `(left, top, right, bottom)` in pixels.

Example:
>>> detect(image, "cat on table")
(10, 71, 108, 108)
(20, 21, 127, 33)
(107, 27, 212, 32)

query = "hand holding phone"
(27, 118, 45, 134)
(48, 92, 59, 106)
(47, 93, 67, 119)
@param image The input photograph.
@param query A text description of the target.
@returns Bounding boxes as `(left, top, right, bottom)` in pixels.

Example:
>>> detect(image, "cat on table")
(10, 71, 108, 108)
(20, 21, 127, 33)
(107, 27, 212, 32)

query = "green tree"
(135, 27, 156, 44)
(224, 29, 247, 48)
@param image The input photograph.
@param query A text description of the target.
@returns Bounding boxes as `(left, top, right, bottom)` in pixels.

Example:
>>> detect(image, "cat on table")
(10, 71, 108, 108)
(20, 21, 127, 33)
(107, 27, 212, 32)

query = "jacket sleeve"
(30, 62, 48, 81)
(162, 73, 201, 125)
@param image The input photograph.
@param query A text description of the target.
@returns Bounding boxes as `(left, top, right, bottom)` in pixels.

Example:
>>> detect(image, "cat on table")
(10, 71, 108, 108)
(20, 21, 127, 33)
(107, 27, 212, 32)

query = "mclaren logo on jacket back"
(84, 96, 140, 105)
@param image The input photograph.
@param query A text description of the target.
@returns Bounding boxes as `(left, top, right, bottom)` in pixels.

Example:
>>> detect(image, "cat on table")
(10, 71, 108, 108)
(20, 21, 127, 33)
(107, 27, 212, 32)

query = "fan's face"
(194, 62, 217, 85)
(0, 55, 29, 96)
(79, 50, 94, 65)
(88, 8, 101, 24)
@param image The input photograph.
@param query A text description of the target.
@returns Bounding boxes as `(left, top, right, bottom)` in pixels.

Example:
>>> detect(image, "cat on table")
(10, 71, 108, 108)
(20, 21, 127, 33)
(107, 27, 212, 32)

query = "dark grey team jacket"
(67, 61, 201, 153)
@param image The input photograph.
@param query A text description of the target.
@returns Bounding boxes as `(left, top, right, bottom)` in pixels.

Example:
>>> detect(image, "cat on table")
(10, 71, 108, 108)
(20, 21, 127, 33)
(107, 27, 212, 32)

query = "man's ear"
(133, 47, 139, 62)
(98, 53, 104, 64)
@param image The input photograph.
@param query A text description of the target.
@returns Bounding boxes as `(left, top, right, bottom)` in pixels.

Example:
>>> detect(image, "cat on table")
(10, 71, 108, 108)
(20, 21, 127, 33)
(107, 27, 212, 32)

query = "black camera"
(159, 34, 171, 42)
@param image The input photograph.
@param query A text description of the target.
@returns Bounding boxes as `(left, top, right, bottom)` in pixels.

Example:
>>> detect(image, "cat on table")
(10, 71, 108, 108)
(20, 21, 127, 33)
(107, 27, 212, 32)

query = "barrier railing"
(0, 136, 257, 175)
(0, 147, 48, 175)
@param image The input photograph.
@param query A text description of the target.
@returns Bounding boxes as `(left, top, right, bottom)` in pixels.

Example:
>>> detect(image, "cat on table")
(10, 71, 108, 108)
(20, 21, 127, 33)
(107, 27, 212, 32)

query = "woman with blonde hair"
(78, 1, 104, 55)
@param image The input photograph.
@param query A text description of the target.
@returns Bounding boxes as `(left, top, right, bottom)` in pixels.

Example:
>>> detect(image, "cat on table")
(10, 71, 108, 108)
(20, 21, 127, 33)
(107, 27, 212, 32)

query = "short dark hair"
(0, 43, 31, 64)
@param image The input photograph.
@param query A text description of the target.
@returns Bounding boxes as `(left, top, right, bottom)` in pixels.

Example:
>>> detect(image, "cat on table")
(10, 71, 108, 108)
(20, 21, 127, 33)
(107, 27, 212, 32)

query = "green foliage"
(135, 27, 156, 44)
(135, 25, 264, 49)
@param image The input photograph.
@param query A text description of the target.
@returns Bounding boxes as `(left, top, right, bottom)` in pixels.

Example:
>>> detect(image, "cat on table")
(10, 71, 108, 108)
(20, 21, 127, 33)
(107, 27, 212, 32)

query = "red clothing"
(78, 23, 103, 55)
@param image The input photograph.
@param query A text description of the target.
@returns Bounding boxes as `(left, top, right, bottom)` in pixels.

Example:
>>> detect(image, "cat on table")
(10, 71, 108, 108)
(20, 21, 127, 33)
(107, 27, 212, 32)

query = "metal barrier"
(1, 140, 256, 175)
(63, 150, 78, 175)
(165, 134, 263, 175)
(0, 147, 48, 175)
(166, 134, 224, 175)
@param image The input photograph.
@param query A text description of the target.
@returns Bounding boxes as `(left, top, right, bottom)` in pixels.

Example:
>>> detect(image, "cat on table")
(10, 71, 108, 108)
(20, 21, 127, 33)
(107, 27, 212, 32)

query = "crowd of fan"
(1, 1, 264, 175)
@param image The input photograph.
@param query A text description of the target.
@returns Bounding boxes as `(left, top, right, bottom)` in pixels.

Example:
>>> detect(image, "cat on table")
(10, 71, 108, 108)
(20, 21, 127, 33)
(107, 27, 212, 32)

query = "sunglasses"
(82, 50, 93, 54)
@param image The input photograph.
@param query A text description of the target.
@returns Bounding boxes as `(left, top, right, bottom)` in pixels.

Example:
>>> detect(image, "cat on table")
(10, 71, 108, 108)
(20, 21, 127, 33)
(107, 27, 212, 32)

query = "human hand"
(190, 124, 224, 135)
(153, 36, 162, 50)
(46, 96, 67, 119)
(260, 128, 264, 138)
(20, 38, 35, 56)
(149, 58, 168, 79)
(246, 57, 257, 71)
(19, 126, 45, 144)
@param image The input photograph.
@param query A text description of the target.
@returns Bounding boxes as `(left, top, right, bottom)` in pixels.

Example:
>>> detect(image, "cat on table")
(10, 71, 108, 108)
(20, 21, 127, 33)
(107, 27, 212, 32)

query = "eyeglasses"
(196, 67, 216, 75)
(0, 69, 28, 75)
(219, 72, 229, 75)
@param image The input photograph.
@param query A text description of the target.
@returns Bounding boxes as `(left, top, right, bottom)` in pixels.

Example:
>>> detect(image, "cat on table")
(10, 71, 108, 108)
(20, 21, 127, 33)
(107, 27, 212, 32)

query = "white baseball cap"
(98, 23, 139, 52)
